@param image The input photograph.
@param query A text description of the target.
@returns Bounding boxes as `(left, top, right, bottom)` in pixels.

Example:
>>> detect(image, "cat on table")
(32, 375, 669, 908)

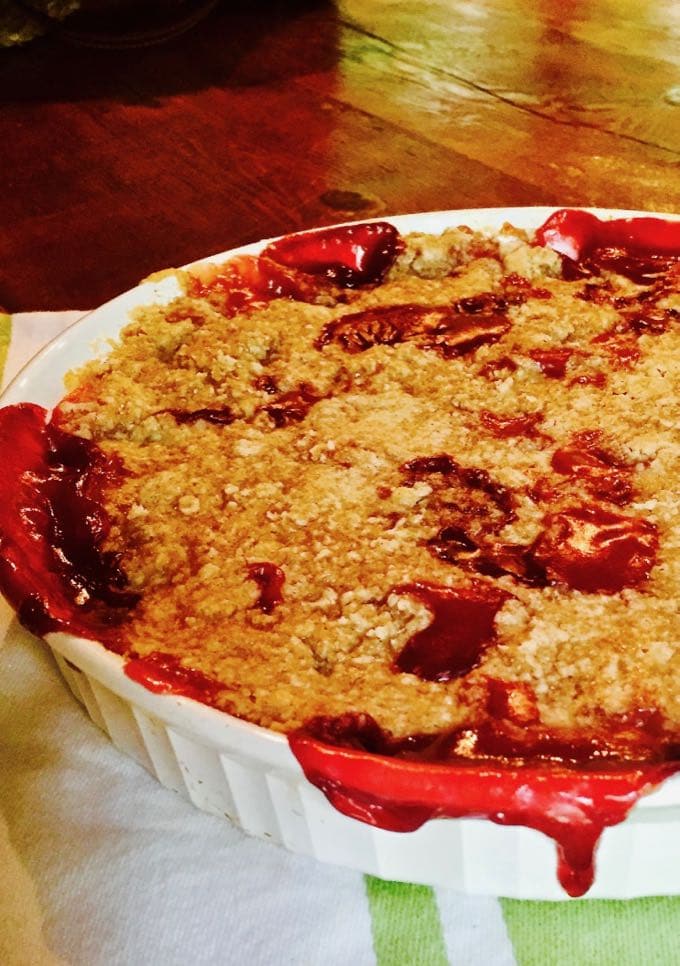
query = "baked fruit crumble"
(1, 209, 678, 895)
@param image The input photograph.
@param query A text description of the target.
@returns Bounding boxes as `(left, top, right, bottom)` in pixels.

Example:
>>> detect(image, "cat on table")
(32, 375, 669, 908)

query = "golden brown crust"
(55, 227, 680, 738)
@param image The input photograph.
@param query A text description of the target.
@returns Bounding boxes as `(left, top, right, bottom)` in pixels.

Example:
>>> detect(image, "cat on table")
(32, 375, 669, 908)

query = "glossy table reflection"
(1, 0, 679, 309)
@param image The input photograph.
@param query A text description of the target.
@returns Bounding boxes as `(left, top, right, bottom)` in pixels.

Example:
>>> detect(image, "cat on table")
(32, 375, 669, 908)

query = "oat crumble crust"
(54, 225, 680, 738)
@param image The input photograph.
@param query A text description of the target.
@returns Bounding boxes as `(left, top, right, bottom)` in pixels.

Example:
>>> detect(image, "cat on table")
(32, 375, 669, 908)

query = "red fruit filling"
(263, 383, 322, 428)
(188, 253, 340, 312)
(479, 410, 547, 439)
(392, 581, 511, 681)
(532, 504, 658, 594)
(165, 407, 236, 425)
(536, 208, 680, 283)
(550, 430, 634, 505)
(247, 562, 286, 614)
(125, 651, 223, 705)
(529, 347, 574, 378)
(318, 298, 511, 357)
(289, 712, 679, 897)
(0, 403, 138, 643)
(262, 221, 403, 288)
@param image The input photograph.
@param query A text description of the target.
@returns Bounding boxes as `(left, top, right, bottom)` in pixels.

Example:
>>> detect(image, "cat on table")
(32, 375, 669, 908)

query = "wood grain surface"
(1, 0, 679, 309)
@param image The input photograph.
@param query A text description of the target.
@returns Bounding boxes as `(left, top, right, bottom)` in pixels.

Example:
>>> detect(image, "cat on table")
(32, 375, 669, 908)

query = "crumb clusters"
(54, 223, 680, 741)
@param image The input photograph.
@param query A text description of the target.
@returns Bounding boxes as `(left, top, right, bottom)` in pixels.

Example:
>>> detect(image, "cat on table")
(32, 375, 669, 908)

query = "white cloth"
(0, 312, 516, 966)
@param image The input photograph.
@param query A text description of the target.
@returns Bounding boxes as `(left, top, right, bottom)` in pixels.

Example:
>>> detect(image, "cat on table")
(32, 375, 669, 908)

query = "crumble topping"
(51, 221, 679, 742)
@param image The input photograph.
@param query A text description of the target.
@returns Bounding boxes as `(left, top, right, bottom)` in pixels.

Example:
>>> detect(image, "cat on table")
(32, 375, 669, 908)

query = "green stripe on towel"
(501, 897, 680, 966)
(0, 312, 11, 386)
(365, 877, 449, 966)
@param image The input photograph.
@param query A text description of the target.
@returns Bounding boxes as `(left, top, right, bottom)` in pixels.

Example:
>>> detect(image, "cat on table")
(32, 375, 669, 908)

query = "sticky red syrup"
(165, 407, 236, 425)
(262, 221, 403, 288)
(583, 276, 677, 372)
(536, 209, 680, 283)
(425, 495, 657, 594)
(187, 222, 403, 315)
(577, 280, 617, 305)
(479, 355, 518, 380)
(0, 403, 139, 642)
(254, 374, 279, 395)
(532, 504, 658, 594)
(187, 254, 338, 313)
(480, 410, 547, 439)
(627, 307, 678, 337)
(124, 651, 223, 705)
(579, 268, 678, 318)
(399, 453, 547, 584)
(399, 446, 656, 595)
(317, 303, 435, 352)
(289, 712, 679, 896)
(529, 347, 574, 378)
(164, 388, 322, 431)
(485, 678, 539, 726)
(427, 527, 549, 587)
(317, 297, 511, 357)
(402, 454, 515, 520)
(392, 581, 511, 681)
(551, 430, 634, 505)
(502, 273, 553, 302)
(263, 383, 321, 428)
(568, 372, 607, 389)
(425, 308, 511, 359)
(165, 389, 323, 432)
(591, 329, 641, 368)
(247, 562, 285, 613)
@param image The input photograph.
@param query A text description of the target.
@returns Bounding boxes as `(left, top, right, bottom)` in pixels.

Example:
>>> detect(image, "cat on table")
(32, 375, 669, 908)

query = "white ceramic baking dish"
(2, 208, 679, 900)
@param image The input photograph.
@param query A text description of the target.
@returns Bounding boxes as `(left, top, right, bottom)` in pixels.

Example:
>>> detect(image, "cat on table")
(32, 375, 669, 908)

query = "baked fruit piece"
(1, 210, 678, 895)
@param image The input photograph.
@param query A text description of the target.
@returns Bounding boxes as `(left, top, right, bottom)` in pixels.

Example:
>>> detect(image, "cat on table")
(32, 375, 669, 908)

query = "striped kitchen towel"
(0, 311, 678, 966)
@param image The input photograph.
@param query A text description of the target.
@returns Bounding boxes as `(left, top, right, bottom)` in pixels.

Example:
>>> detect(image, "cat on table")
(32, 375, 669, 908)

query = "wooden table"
(1, 0, 679, 310)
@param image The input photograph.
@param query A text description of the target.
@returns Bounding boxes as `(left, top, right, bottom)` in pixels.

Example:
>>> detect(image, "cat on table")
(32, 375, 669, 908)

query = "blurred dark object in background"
(1, 0, 220, 48)
(63, 0, 221, 47)
(1, 0, 79, 46)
